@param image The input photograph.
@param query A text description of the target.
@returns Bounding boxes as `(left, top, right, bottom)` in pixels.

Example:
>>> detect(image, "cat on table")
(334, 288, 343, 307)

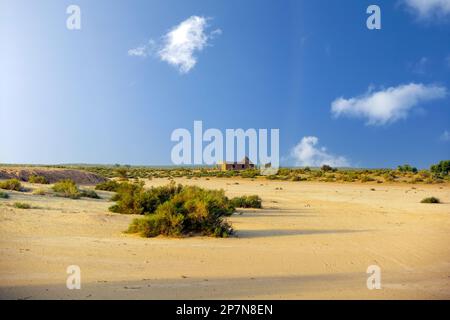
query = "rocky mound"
(0, 167, 107, 185)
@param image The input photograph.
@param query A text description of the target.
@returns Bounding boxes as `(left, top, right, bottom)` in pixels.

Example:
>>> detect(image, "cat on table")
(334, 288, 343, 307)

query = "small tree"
(321, 164, 334, 172)
(397, 164, 418, 173)
(430, 160, 450, 176)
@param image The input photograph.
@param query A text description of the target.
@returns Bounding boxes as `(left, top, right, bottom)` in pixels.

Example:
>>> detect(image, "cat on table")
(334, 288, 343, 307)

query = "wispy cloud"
(128, 16, 221, 74)
(128, 40, 156, 58)
(409, 57, 429, 75)
(402, 0, 450, 20)
(331, 83, 447, 125)
(441, 130, 450, 141)
(290, 136, 350, 167)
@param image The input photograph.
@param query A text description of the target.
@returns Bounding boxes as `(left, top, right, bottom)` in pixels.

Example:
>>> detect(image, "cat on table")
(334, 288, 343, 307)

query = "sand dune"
(0, 178, 449, 299)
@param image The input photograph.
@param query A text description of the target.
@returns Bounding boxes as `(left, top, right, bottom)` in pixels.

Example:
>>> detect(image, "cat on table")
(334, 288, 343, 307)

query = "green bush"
(420, 197, 440, 204)
(13, 202, 31, 209)
(52, 179, 81, 199)
(230, 195, 262, 208)
(109, 181, 183, 215)
(52, 180, 100, 199)
(28, 175, 49, 184)
(0, 191, 9, 199)
(0, 179, 22, 191)
(95, 180, 120, 192)
(127, 185, 234, 238)
(398, 164, 418, 173)
(32, 188, 47, 195)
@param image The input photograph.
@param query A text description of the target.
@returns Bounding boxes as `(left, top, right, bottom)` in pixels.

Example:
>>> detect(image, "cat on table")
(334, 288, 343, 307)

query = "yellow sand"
(0, 178, 449, 299)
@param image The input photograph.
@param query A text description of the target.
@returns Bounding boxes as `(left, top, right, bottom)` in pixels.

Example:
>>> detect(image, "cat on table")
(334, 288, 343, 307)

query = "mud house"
(218, 157, 255, 171)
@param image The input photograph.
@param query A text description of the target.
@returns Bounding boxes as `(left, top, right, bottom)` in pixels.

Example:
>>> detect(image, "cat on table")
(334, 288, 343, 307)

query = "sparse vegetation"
(0, 179, 22, 191)
(28, 175, 49, 184)
(360, 175, 376, 183)
(0, 191, 9, 199)
(116, 168, 129, 180)
(420, 197, 440, 204)
(230, 195, 262, 208)
(52, 179, 100, 199)
(2, 161, 449, 186)
(95, 180, 120, 192)
(13, 202, 31, 209)
(80, 189, 100, 199)
(32, 188, 47, 195)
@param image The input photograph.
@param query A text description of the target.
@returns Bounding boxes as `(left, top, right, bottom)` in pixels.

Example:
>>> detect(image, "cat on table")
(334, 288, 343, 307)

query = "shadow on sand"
(235, 228, 371, 238)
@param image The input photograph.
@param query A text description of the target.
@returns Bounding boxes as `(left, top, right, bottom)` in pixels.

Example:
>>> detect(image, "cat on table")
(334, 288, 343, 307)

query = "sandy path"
(0, 178, 449, 299)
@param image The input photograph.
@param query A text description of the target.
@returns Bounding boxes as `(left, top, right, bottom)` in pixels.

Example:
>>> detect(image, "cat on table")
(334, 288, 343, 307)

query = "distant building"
(218, 157, 255, 171)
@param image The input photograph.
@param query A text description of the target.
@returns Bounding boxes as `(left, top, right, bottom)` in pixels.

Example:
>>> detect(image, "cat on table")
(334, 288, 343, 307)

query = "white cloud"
(441, 130, 450, 141)
(128, 16, 220, 73)
(331, 83, 447, 125)
(403, 0, 450, 20)
(158, 16, 218, 73)
(290, 136, 350, 167)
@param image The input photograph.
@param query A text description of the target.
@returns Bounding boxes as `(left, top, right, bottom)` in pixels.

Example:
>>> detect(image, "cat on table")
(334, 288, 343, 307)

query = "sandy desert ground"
(0, 177, 449, 299)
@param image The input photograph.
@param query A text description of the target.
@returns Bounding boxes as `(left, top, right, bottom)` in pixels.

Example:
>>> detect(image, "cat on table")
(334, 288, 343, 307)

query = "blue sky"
(0, 0, 449, 168)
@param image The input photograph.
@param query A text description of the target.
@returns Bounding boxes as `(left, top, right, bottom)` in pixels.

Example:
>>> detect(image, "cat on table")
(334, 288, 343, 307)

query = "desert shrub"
(241, 169, 259, 179)
(109, 182, 144, 214)
(0, 191, 9, 199)
(127, 185, 234, 238)
(109, 181, 183, 215)
(383, 172, 396, 182)
(28, 175, 49, 184)
(0, 179, 22, 191)
(420, 197, 440, 204)
(80, 189, 100, 199)
(230, 195, 262, 209)
(52, 179, 81, 199)
(115, 168, 128, 179)
(32, 188, 47, 195)
(13, 202, 31, 209)
(95, 180, 120, 192)
(418, 170, 431, 179)
(410, 177, 423, 183)
(339, 172, 358, 182)
(360, 175, 375, 183)
(311, 170, 324, 178)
